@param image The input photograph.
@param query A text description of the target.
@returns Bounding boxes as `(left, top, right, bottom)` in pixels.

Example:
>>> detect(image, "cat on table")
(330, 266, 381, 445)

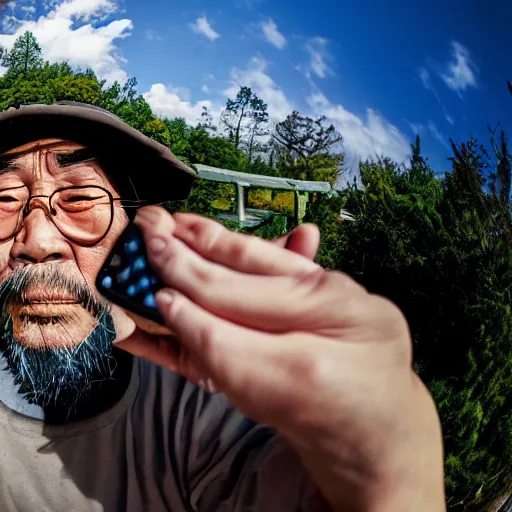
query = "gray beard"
(0, 264, 117, 411)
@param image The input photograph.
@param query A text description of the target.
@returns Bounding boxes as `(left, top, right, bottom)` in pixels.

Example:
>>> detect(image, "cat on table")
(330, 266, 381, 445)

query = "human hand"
(118, 206, 445, 512)
(112, 214, 320, 347)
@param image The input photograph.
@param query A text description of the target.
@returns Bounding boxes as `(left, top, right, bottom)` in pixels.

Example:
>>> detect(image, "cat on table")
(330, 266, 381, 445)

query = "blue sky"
(0, 0, 510, 180)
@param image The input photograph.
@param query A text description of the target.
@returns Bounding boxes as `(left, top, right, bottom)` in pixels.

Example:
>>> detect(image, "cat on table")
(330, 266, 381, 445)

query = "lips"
(9, 287, 83, 321)
(20, 286, 79, 305)
(27, 300, 80, 305)
(11, 302, 82, 319)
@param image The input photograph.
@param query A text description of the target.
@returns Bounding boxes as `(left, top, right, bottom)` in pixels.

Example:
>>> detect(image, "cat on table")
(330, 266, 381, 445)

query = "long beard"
(0, 263, 117, 410)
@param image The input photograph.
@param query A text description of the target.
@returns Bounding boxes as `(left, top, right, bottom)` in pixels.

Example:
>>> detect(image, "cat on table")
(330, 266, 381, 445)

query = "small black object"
(96, 223, 166, 325)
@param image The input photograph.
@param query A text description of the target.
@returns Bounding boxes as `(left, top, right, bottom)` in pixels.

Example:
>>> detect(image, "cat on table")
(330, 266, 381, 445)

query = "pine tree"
(221, 86, 269, 151)
(272, 111, 343, 182)
(3, 31, 43, 75)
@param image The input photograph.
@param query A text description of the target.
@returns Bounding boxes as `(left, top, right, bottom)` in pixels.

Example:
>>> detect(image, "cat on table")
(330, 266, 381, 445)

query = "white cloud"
(224, 56, 293, 123)
(189, 16, 220, 41)
(408, 122, 424, 135)
(20, 5, 36, 13)
(145, 29, 162, 41)
(307, 91, 411, 176)
(305, 37, 333, 79)
(0, 0, 133, 84)
(260, 18, 286, 49)
(143, 83, 215, 125)
(201, 84, 210, 93)
(55, 0, 117, 22)
(418, 67, 455, 125)
(221, 58, 409, 179)
(428, 120, 449, 149)
(419, 67, 431, 90)
(440, 41, 478, 95)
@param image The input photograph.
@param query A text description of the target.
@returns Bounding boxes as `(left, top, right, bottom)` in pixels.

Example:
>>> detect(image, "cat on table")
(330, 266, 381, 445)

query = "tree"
(99, 77, 171, 144)
(0, 61, 101, 110)
(48, 75, 101, 105)
(488, 126, 512, 206)
(273, 111, 343, 181)
(243, 97, 269, 161)
(221, 86, 269, 152)
(3, 31, 43, 75)
(197, 105, 217, 133)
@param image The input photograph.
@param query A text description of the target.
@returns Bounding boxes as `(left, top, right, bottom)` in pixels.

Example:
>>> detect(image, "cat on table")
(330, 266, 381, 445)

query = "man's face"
(0, 138, 130, 406)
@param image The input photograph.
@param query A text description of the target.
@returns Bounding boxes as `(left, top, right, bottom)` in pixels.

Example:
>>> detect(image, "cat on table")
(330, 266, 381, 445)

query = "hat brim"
(0, 103, 197, 202)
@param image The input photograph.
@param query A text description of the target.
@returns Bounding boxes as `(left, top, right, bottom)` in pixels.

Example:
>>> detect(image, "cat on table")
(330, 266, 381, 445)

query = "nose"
(10, 208, 74, 265)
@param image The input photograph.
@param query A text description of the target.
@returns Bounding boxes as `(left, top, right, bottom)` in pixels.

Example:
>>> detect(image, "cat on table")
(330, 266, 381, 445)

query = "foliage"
(273, 110, 344, 182)
(248, 188, 295, 215)
(307, 134, 512, 510)
(3, 31, 43, 75)
(175, 127, 248, 171)
(197, 105, 217, 134)
(6, 32, 512, 511)
(221, 86, 269, 157)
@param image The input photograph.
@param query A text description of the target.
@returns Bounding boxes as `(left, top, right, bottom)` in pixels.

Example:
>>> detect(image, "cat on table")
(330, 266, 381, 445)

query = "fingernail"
(156, 290, 174, 311)
(135, 207, 161, 226)
(147, 237, 167, 254)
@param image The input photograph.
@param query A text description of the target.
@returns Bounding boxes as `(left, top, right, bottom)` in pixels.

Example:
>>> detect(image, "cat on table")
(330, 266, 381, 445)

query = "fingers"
(141, 223, 367, 332)
(134, 207, 368, 334)
(142, 227, 320, 330)
(154, 289, 303, 409)
(154, 289, 356, 424)
(137, 209, 319, 276)
(272, 224, 320, 261)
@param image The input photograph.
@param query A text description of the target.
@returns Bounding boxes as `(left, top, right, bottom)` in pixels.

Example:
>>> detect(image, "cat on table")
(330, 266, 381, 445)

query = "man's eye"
(65, 195, 101, 202)
(0, 196, 20, 203)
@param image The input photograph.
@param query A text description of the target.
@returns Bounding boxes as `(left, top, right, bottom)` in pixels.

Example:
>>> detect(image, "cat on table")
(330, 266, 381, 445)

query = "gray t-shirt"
(0, 357, 320, 511)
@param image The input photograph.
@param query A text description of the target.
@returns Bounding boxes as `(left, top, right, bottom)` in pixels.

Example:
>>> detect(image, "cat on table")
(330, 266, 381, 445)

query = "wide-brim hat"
(0, 102, 197, 201)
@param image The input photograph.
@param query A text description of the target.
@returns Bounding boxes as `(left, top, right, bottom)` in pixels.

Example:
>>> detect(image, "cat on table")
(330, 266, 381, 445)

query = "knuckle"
(296, 267, 329, 293)
(299, 268, 364, 298)
(151, 207, 174, 234)
(226, 235, 253, 268)
(192, 218, 225, 254)
(160, 290, 182, 323)
(189, 258, 217, 287)
(156, 244, 181, 280)
(284, 346, 330, 394)
(367, 295, 412, 361)
(372, 295, 409, 333)
(328, 270, 366, 295)
(298, 269, 366, 321)
(194, 218, 253, 268)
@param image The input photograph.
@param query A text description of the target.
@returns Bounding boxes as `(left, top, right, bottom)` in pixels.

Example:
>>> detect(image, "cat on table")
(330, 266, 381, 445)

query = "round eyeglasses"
(0, 185, 147, 247)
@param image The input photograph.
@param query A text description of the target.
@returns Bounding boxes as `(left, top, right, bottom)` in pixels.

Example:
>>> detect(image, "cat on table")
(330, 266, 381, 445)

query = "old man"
(0, 102, 445, 511)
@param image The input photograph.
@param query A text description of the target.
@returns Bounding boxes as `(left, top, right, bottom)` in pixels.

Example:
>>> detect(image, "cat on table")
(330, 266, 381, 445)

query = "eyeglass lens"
(0, 185, 114, 244)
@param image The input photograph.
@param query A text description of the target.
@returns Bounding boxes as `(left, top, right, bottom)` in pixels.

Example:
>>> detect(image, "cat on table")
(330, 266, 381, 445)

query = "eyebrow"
(0, 147, 99, 176)
(54, 148, 97, 167)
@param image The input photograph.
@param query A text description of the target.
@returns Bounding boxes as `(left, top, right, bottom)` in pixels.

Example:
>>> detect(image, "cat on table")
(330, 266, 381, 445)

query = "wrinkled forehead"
(0, 138, 120, 191)
(0, 138, 85, 158)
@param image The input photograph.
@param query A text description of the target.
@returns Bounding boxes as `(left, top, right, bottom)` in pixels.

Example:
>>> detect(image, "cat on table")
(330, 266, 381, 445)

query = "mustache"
(0, 263, 103, 316)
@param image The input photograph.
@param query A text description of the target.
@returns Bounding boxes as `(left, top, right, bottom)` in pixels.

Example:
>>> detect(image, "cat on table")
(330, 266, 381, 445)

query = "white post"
(237, 183, 246, 223)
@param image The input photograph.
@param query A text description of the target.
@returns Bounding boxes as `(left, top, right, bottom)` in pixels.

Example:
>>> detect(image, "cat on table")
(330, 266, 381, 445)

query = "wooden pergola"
(193, 164, 341, 225)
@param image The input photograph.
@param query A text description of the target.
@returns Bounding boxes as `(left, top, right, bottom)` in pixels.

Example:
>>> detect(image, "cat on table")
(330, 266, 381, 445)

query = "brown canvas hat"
(0, 102, 197, 201)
